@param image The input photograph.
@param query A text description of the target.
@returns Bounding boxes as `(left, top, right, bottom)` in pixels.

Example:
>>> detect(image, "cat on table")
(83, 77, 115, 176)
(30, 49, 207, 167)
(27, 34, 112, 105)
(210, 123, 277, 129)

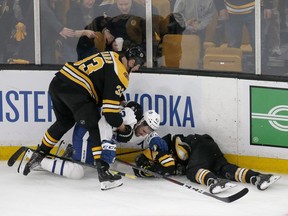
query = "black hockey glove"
(116, 125, 133, 143)
(133, 154, 153, 177)
(125, 101, 143, 121)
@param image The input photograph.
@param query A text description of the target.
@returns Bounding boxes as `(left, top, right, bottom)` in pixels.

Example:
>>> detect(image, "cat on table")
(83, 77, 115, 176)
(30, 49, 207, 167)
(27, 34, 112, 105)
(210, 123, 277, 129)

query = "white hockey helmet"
(143, 110, 160, 131)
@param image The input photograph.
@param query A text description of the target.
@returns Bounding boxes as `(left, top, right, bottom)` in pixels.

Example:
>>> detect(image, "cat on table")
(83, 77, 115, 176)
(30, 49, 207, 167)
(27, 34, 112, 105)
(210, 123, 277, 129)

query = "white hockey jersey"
(98, 107, 138, 142)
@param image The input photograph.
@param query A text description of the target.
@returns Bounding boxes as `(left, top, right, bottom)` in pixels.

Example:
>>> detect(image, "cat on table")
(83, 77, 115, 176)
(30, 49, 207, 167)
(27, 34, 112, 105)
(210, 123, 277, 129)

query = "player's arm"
(133, 135, 175, 177)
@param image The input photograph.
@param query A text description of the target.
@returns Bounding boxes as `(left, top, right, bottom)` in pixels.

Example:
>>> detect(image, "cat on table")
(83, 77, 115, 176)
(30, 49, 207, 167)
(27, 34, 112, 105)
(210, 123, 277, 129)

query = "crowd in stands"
(0, 0, 287, 74)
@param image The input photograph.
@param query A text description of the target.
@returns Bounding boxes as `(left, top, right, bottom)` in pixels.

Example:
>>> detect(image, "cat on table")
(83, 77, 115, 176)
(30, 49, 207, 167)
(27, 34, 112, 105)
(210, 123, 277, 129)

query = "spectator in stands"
(172, 0, 217, 68)
(0, 0, 24, 63)
(63, 0, 101, 62)
(75, 0, 116, 60)
(214, 0, 273, 57)
(266, 0, 281, 57)
(134, 0, 167, 65)
(40, 0, 75, 64)
(279, 0, 288, 30)
(101, 0, 146, 52)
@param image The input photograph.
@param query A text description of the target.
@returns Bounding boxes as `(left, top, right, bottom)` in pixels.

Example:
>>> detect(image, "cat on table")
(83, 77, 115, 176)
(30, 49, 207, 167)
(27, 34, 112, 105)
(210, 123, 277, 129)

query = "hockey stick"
(7, 146, 28, 167)
(8, 146, 136, 180)
(116, 149, 143, 156)
(116, 158, 249, 203)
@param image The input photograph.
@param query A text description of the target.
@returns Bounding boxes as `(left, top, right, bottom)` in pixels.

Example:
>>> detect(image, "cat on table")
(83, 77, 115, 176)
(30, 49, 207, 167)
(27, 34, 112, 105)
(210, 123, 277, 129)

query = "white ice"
(1, 161, 288, 216)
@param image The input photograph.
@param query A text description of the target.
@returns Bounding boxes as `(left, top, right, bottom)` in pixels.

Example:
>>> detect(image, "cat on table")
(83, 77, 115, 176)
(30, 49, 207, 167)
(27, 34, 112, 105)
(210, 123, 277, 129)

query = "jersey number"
(75, 56, 105, 74)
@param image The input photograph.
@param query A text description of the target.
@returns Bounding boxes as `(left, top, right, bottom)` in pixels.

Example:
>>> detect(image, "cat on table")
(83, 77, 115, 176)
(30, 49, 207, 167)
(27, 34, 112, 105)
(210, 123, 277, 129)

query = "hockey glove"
(125, 101, 143, 121)
(115, 125, 133, 143)
(100, 141, 117, 164)
(149, 136, 168, 152)
(133, 154, 153, 177)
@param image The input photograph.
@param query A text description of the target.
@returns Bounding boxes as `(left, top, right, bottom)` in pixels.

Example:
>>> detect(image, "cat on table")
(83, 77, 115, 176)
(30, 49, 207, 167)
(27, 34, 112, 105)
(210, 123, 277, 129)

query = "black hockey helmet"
(125, 46, 146, 66)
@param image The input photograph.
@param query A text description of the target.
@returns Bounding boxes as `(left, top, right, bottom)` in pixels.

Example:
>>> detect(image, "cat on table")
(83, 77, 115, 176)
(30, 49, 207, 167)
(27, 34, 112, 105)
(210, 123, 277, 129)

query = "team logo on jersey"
(115, 85, 124, 96)
(130, 19, 137, 26)
(79, 120, 86, 125)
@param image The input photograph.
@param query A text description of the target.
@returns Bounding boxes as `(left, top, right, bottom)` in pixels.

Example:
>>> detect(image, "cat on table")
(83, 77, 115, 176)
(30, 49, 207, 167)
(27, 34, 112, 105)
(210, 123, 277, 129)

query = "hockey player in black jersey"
(134, 133, 280, 194)
(21, 46, 146, 190)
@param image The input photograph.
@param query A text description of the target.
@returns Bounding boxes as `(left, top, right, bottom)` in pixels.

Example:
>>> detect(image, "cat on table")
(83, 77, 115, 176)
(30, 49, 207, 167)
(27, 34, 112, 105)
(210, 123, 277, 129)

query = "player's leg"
(74, 102, 122, 190)
(23, 77, 76, 175)
(40, 157, 84, 179)
(220, 162, 281, 191)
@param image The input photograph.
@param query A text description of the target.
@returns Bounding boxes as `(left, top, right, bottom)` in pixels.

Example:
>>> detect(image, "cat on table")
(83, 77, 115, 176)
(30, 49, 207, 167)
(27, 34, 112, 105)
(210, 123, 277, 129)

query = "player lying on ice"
(133, 133, 281, 194)
(18, 102, 162, 190)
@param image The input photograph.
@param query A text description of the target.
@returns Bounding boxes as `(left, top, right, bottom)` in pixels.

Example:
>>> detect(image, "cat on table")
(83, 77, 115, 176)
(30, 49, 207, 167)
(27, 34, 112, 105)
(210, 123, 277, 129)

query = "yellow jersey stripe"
(225, 1, 255, 14)
(111, 52, 129, 88)
(65, 64, 99, 102)
(60, 64, 99, 103)
(102, 108, 121, 113)
(60, 69, 94, 98)
(103, 99, 121, 105)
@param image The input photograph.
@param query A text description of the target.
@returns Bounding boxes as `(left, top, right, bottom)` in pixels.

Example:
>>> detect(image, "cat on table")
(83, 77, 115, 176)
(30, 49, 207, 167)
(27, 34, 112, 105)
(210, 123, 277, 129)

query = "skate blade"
(100, 180, 123, 191)
(17, 149, 33, 174)
(211, 182, 237, 194)
(260, 175, 281, 190)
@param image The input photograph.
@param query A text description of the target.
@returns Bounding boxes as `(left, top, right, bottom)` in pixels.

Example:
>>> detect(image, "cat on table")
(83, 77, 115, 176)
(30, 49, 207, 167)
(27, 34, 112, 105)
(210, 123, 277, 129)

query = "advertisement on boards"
(250, 86, 288, 148)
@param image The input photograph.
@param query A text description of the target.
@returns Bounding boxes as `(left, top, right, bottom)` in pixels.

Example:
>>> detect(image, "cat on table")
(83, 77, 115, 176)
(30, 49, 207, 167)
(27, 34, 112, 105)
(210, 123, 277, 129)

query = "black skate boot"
(252, 174, 281, 191)
(22, 148, 46, 176)
(62, 143, 74, 158)
(96, 160, 123, 190)
(208, 178, 237, 194)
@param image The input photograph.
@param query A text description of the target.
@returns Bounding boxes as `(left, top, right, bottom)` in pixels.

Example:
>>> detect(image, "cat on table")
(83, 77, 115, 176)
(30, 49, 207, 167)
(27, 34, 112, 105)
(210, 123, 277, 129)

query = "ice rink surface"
(1, 161, 288, 216)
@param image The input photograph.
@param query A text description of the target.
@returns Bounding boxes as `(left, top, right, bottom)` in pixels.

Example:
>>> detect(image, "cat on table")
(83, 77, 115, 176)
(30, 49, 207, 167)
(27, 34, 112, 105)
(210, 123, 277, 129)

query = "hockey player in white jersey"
(19, 102, 164, 190)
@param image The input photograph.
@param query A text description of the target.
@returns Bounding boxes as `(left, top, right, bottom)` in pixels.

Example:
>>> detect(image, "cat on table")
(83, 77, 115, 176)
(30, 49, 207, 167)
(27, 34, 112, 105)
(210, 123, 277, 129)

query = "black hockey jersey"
(56, 51, 129, 127)
(163, 133, 224, 167)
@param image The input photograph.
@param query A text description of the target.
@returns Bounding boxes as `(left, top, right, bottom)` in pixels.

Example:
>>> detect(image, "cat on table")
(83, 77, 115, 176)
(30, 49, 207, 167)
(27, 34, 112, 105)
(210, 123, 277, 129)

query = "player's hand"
(125, 101, 143, 121)
(116, 125, 133, 143)
(101, 141, 116, 164)
(149, 136, 168, 152)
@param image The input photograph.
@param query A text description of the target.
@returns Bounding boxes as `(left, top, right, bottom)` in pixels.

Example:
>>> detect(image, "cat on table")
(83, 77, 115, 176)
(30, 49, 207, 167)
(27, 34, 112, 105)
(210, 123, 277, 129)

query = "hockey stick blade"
(116, 158, 249, 203)
(203, 187, 249, 203)
(7, 146, 28, 167)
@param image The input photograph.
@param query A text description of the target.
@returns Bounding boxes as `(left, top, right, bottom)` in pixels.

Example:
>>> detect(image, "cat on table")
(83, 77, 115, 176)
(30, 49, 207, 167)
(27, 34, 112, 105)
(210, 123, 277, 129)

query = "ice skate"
(18, 149, 34, 174)
(21, 149, 45, 176)
(96, 161, 123, 190)
(62, 143, 74, 158)
(208, 178, 237, 194)
(253, 174, 281, 191)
